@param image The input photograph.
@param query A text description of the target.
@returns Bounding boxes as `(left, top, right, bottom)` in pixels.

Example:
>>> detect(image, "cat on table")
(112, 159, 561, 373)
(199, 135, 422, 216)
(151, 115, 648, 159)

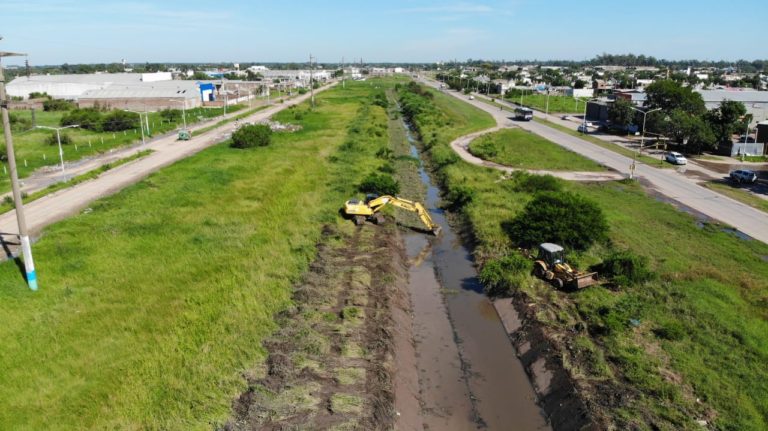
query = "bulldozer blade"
(574, 272, 598, 289)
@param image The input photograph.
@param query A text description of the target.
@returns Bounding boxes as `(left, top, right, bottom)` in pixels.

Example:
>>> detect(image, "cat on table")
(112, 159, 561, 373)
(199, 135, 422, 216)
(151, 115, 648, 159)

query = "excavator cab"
(538, 243, 565, 267)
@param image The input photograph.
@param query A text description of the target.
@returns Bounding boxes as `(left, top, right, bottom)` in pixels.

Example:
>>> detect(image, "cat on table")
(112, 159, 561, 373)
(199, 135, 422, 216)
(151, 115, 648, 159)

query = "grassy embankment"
(0, 105, 245, 192)
(0, 80, 389, 429)
(399, 82, 768, 430)
(701, 181, 768, 213)
(468, 128, 606, 171)
(505, 93, 587, 114)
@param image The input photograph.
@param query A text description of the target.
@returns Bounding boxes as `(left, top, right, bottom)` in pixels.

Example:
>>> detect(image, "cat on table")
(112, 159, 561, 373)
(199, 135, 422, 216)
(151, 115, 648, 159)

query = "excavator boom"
(344, 195, 441, 235)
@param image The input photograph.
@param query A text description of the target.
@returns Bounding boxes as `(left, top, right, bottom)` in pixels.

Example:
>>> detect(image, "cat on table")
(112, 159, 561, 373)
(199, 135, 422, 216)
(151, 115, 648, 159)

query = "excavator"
(343, 194, 441, 236)
(533, 243, 598, 290)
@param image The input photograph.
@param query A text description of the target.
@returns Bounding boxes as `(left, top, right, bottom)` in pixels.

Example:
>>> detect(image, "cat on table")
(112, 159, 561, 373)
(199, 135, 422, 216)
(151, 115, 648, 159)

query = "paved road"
(421, 78, 768, 244)
(0, 86, 330, 249)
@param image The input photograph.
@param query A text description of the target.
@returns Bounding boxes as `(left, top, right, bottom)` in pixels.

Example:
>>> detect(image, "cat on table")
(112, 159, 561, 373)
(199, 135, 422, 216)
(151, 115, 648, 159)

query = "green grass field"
(468, 128, 606, 171)
(0, 80, 390, 429)
(0, 105, 244, 194)
(403, 82, 768, 430)
(506, 93, 588, 114)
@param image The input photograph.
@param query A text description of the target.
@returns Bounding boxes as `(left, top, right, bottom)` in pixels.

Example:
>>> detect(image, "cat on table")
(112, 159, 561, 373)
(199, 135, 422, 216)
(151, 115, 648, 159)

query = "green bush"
(45, 131, 72, 146)
(101, 110, 141, 132)
(479, 253, 530, 296)
(159, 108, 183, 122)
(28, 91, 49, 99)
(230, 124, 272, 149)
(61, 108, 104, 131)
(653, 321, 686, 341)
(591, 250, 654, 287)
(43, 99, 75, 111)
(430, 145, 459, 167)
(445, 184, 475, 209)
(511, 171, 563, 193)
(505, 191, 608, 250)
(297, 88, 308, 95)
(358, 173, 400, 196)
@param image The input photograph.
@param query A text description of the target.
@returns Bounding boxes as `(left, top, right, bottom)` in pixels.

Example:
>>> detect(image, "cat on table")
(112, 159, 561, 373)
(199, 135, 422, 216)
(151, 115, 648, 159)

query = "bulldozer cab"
(538, 243, 565, 267)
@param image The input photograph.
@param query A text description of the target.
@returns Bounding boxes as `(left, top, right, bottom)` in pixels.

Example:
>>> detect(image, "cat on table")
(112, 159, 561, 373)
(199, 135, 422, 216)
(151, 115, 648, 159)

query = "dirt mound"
(223, 223, 407, 430)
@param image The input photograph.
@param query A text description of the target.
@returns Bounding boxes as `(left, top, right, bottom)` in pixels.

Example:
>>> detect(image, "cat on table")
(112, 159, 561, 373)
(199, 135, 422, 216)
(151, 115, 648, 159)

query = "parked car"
(577, 124, 589, 133)
(730, 169, 758, 183)
(561, 115, 569, 120)
(468, 95, 475, 100)
(665, 152, 687, 165)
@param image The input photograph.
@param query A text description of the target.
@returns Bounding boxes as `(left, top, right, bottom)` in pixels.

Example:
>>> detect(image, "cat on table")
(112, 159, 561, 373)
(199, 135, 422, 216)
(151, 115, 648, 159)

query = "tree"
(608, 98, 635, 131)
(358, 173, 400, 196)
(230, 124, 272, 148)
(644, 80, 706, 115)
(662, 109, 715, 154)
(574, 79, 587, 89)
(101, 110, 140, 132)
(706, 100, 747, 145)
(504, 191, 608, 251)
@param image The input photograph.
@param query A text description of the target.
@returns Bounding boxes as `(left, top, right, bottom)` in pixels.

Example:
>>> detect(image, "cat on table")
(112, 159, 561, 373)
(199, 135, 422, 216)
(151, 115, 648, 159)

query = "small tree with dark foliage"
(505, 191, 608, 251)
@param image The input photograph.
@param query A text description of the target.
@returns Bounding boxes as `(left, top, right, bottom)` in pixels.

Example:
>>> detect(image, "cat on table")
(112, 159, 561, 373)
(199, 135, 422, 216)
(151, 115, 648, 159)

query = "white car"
(665, 152, 687, 165)
(468, 95, 475, 100)
(577, 124, 589, 133)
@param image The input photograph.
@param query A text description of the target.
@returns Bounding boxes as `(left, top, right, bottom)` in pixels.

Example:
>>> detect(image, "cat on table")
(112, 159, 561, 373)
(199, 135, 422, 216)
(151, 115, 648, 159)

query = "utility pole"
(0, 40, 38, 291)
(341, 56, 345, 89)
(309, 53, 315, 108)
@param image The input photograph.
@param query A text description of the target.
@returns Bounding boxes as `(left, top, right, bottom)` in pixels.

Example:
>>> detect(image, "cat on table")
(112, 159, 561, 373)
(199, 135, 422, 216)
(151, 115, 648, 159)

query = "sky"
(1, 0, 767, 66)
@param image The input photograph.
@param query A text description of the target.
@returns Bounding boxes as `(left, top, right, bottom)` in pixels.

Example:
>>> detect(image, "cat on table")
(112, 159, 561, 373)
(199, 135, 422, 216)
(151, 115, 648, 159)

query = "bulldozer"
(533, 243, 598, 290)
(343, 194, 441, 236)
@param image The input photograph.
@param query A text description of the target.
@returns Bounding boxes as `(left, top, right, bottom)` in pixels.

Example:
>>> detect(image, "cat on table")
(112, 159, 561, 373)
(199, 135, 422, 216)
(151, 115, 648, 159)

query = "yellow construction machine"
(533, 243, 598, 290)
(343, 194, 441, 235)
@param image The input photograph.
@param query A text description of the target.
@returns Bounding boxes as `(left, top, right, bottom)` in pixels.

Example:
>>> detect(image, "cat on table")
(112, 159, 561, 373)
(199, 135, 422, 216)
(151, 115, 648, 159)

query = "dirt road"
(0, 86, 329, 250)
(422, 78, 768, 244)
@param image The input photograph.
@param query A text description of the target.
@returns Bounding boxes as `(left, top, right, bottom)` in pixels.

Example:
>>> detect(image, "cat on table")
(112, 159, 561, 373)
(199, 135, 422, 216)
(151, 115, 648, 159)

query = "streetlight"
(122, 109, 146, 145)
(1, 40, 38, 290)
(629, 106, 662, 153)
(35, 125, 79, 176)
(167, 99, 187, 130)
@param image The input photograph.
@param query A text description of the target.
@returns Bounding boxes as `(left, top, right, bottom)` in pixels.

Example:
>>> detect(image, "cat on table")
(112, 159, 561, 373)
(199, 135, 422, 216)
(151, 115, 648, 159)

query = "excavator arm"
(366, 195, 441, 235)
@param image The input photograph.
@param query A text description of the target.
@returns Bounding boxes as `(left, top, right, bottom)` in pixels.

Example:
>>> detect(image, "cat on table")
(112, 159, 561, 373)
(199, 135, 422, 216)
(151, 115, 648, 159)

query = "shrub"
(445, 184, 475, 210)
(377, 162, 395, 174)
(653, 321, 686, 341)
(511, 172, 563, 193)
(61, 108, 104, 131)
(46, 131, 72, 146)
(28, 91, 49, 99)
(479, 253, 530, 296)
(591, 250, 654, 287)
(430, 145, 459, 168)
(297, 88, 308, 95)
(505, 191, 608, 251)
(159, 108, 183, 122)
(230, 124, 272, 149)
(372, 91, 388, 108)
(101, 110, 141, 132)
(358, 173, 400, 196)
(43, 99, 75, 111)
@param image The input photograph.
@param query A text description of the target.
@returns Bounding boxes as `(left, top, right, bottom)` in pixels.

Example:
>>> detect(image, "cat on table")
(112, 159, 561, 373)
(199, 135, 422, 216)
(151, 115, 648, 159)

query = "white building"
(7, 72, 173, 100)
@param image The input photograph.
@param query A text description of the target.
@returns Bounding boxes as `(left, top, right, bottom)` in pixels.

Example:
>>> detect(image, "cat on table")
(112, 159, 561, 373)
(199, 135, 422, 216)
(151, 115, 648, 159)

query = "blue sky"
(1, 0, 766, 66)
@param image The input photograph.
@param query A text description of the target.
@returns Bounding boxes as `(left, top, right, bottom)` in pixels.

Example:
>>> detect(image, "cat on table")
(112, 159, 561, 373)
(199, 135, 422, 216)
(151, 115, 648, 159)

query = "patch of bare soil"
(223, 223, 410, 430)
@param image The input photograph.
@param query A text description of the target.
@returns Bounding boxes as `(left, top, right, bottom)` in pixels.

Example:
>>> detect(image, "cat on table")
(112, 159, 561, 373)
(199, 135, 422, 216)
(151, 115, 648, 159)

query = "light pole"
(167, 99, 187, 130)
(35, 125, 79, 175)
(629, 106, 662, 153)
(1, 40, 38, 290)
(545, 87, 550, 119)
(122, 109, 146, 145)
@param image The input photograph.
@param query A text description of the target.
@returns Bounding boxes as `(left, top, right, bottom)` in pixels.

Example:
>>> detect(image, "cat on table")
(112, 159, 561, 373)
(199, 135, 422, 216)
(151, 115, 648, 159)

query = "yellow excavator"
(343, 194, 441, 235)
(533, 243, 598, 290)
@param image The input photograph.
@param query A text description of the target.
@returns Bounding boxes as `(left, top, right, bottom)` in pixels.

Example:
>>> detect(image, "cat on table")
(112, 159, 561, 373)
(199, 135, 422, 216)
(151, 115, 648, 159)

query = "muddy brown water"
(404, 125, 550, 430)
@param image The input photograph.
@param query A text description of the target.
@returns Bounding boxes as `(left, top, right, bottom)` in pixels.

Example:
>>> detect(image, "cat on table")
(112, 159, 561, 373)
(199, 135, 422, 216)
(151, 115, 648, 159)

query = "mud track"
(224, 223, 409, 430)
